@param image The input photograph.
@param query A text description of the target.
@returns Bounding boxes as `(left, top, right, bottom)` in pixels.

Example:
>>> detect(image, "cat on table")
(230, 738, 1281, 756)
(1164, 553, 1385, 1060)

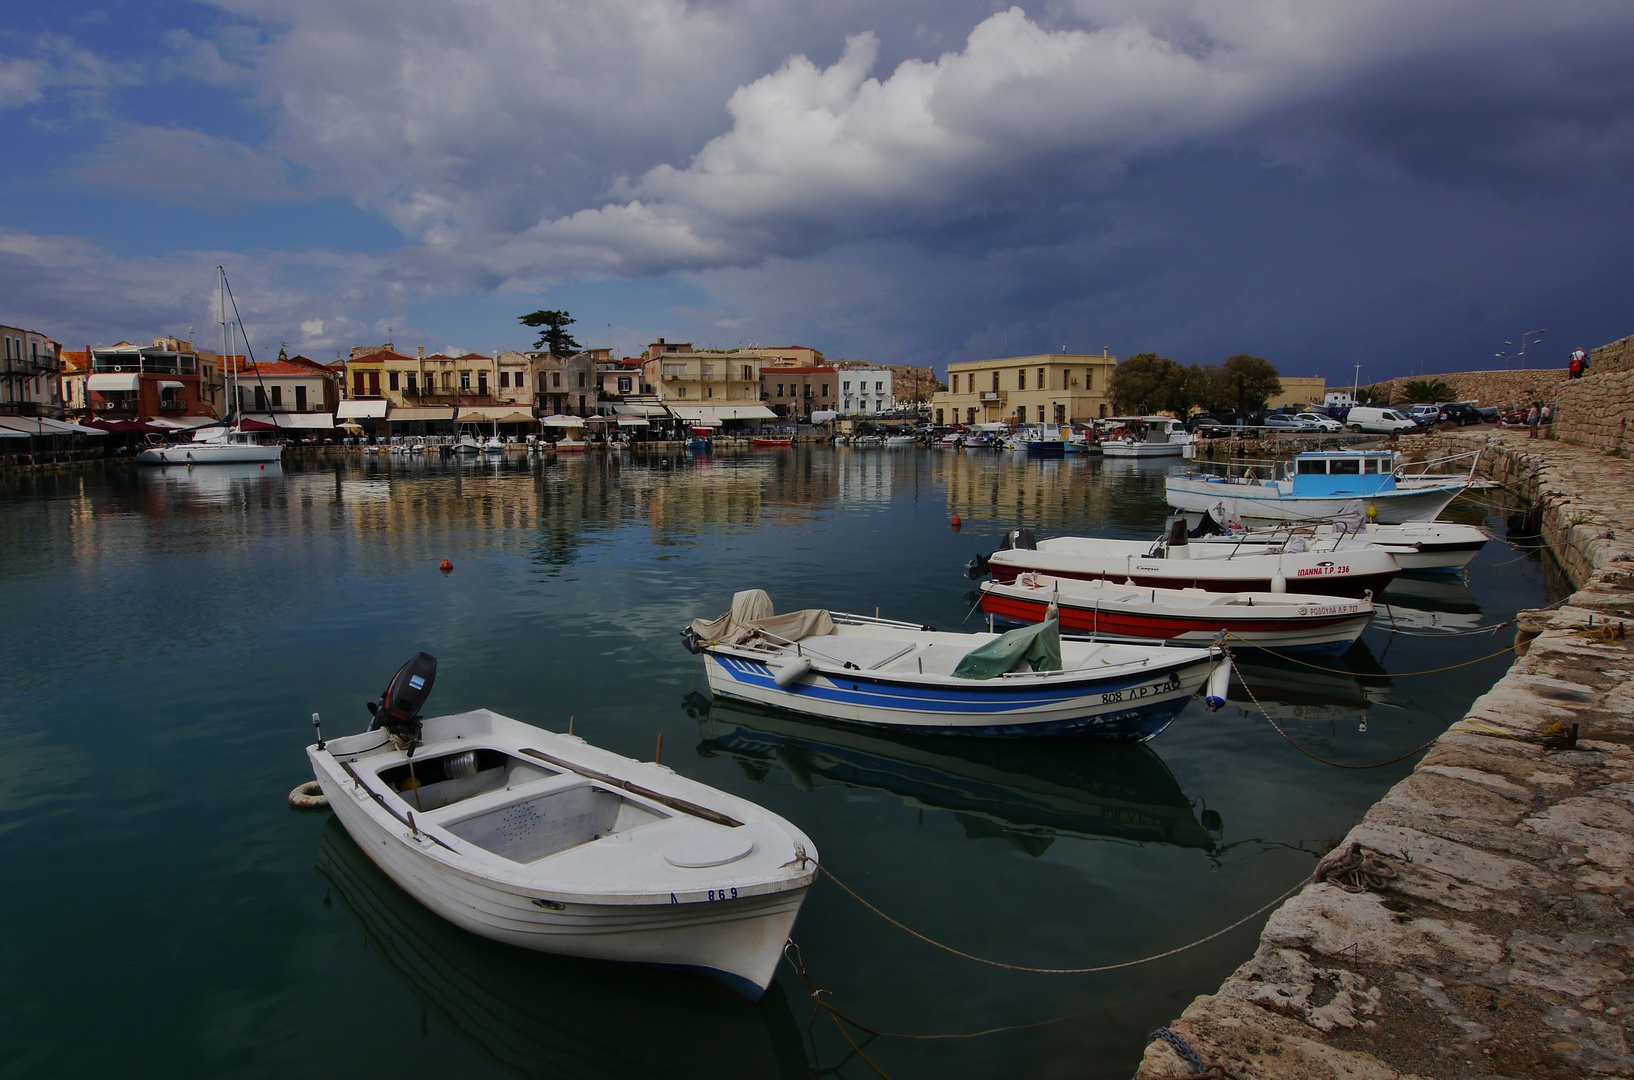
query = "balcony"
(979, 391, 1006, 403)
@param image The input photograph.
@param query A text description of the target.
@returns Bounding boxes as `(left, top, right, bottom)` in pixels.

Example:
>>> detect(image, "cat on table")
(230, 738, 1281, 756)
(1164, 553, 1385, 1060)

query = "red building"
(86, 338, 222, 424)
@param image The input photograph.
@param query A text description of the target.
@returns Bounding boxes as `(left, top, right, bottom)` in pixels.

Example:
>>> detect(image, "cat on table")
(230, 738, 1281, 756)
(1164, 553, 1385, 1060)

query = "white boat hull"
(136, 441, 282, 465)
(1103, 442, 1186, 458)
(309, 711, 816, 999)
(1165, 476, 1463, 524)
(1191, 521, 1488, 574)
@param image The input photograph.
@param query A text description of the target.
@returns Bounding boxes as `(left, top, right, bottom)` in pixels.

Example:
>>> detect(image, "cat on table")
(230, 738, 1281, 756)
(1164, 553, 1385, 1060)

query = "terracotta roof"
(229, 359, 328, 377)
(60, 350, 90, 372)
(347, 350, 417, 364)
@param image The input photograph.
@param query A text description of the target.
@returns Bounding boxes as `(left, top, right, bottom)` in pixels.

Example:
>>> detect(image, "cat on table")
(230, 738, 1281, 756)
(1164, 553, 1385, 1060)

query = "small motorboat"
(883, 434, 915, 447)
(980, 573, 1374, 655)
(1185, 499, 1489, 574)
(967, 519, 1400, 598)
(751, 436, 793, 448)
(453, 430, 483, 454)
(681, 590, 1228, 742)
(1099, 416, 1192, 458)
(306, 653, 818, 1000)
(1164, 449, 1477, 524)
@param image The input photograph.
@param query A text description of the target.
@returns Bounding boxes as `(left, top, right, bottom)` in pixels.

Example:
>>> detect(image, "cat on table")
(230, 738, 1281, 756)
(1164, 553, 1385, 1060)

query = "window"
(1296, 459, 1328, 474)
(296, 385, 307, 411)
(707, 386, 714, 398)
(677, 386, 686, 398)
(618, 376, 632, 394)
(354, 371, 365, 396)
(1038, 368, 1045, 389)
(967, 407, 976, 424)
(552, 371, 562, 388)
(820, 383, 828, 396)
(843, 381, 851, 393)
(406, 372, 416, 392)
(875, 381, 883, 394)
(700, 363, 715, 380)
(804, 384, 813, 397)
(271, 386, 283, 407)
(460, 370, 471, 391)
(991, 372, 999, 392)
(1330, 459, 1360, 474)
(441, 371, 452, 391)
(936, 409, 944, 425)
(577, 372, 585, 388)
(254, 386, 267, 411)
(742, 365, 753, 381)
(476, 372, 487, 395)
(1037, 405, 1045, 423)
(776, 384, 784, 397)
(388, 371, 400, 391)
(499, 371, 510, 388)
(1018, 369, 1026, 390)
(368, 372, 379, 396)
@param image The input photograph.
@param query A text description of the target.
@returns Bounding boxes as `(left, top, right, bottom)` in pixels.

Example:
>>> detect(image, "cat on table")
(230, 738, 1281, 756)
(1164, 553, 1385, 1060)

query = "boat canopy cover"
(691, 589, 835, 646)
(952, 618, 1061, 680)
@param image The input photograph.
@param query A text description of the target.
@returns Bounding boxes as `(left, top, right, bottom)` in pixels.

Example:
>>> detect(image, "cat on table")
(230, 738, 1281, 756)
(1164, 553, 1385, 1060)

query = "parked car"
(1407, 404, 1440, 422)
(1263, 414, 1312, 432)
(1293, 412, 1343, 432)
(1344, 406, 1419, 434)
(1437, 402, 1483, 426)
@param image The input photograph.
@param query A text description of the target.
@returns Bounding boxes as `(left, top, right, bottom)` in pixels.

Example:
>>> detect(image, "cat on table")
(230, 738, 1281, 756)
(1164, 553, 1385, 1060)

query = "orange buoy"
(439, 559, 453, 576)
(259, 463, 265, 470)
(950, 514, 962, 533)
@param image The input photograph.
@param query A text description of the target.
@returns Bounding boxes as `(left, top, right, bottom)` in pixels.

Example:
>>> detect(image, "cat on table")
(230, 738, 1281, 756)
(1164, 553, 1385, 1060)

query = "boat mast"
(219, 266, 237, 434)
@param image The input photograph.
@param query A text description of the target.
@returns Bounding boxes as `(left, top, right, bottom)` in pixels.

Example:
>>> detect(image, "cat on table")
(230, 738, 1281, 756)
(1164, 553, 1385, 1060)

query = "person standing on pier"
(1527, 401, 1541, 438)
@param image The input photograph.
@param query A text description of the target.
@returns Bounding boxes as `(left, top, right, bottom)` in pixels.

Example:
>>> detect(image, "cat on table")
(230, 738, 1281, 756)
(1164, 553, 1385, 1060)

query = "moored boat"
(980, 573, 1374, 654)
(307, 653, 818, 1000)
(967, 521, 1400, 598)
(1165, 449, 1477, 524)
(681, 590, 1227, 741)
(1099, 416, 1192, 458)
(751, 437, 793, 448)
(1186, 500, 1489, 574)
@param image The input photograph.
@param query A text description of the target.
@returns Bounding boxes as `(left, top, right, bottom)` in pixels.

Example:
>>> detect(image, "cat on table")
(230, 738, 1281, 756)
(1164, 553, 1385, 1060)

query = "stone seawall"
(1136, 428, 1634, 1080)
(1553, 369, 1634, 452)
(1371, 368, 1566, 411)
(1590, 334, 1634, 377)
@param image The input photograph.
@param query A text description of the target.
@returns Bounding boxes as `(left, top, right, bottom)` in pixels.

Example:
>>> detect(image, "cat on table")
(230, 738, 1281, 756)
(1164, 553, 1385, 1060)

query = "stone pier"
(1136, 428, 1634, 1079)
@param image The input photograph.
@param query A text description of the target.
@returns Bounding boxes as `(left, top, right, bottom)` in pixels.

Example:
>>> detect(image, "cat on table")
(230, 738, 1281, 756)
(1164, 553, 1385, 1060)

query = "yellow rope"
(817, 864, 1303, 975)
(1225, 631, 1515, 676)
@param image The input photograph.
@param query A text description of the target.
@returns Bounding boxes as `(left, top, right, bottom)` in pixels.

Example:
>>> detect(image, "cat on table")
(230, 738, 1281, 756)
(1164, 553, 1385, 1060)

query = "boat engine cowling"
(368, 651, 438, 749)
(1000, 528, 1037, 551)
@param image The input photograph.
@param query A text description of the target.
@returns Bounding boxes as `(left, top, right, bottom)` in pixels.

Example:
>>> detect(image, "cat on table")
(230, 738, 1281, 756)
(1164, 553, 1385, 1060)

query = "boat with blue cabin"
(1164, 449, 1475, 524)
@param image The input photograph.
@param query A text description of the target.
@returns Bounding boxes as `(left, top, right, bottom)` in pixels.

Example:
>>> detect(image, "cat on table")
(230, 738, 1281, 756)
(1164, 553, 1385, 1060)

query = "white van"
(1345, 406, 1418, 434)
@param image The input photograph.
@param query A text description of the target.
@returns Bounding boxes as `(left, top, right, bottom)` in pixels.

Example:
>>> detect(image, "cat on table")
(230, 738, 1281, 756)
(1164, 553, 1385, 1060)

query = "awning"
(493, 411, 535, 424)
(157, 381, 185, 391)
(456, 408, 498, 423)
(388, 407, 455, 422)
(540, 414, 586, 428)
(167, 415, 221, 429)
(337, 399, 389, 419)
(0, 427, 29, 439)
(617, 416, 650, 427)
(668, 404, 776, 423)
(87, 373, 141, 392)
(614, 403, 669, 418)
(0, 416, 107, 436)
(243, 413, 337, 430)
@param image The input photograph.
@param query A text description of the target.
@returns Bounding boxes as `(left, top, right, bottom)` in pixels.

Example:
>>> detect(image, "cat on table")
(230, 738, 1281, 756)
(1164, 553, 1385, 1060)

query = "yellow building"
(931, 353, 1119, 426)
(1267, 376, 1326, 411)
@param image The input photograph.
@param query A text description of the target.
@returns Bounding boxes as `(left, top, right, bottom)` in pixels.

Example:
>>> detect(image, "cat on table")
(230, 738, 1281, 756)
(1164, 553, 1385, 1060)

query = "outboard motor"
(1000, 528, 1037, 551)
(963, 552, 991, 580)
(368, 651, 438, 753)
(1188, 510, 1226, 538)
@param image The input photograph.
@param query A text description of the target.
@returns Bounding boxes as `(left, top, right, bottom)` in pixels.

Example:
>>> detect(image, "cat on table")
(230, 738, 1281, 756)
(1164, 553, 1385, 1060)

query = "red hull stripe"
(988, 564, 1396, 599)
(980, 593, 1365, 638)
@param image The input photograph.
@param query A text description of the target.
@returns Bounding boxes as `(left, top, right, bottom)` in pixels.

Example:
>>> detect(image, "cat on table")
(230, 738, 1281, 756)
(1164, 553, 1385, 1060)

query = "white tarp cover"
(243, 413, 336, 429)
(87, 373, 141, 391)
(670, 404, 776, 422)
(336, 399, 389, 419)
(689, 589, 835, 646)
(540, 414, 586, 428)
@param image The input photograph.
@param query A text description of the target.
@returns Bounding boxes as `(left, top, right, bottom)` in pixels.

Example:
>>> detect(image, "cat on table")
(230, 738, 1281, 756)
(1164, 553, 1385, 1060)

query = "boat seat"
(800, 636, 914, 671)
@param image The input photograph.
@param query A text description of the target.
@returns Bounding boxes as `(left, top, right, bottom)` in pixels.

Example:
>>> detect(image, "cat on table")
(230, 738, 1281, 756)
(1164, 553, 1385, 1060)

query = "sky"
(2, 1, 1632, 384)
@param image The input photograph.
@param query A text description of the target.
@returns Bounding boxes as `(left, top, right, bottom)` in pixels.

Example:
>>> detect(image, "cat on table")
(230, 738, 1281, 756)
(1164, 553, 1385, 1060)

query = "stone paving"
(1137, 428, 1634, 1079)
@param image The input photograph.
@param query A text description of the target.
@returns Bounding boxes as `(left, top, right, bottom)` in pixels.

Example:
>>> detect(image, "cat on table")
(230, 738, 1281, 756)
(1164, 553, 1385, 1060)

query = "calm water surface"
(0, 449, 1557, 1080)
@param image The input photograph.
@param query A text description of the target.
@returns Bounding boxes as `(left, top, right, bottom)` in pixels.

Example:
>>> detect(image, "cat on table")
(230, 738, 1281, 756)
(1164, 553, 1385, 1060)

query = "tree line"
(1109, 353, 1283, 417)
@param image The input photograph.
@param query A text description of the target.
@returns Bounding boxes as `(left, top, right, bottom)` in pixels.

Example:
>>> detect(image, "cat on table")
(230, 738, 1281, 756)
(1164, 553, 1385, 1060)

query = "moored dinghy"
(681, 590, 1227, 741)
(307, 653, 818, 1000)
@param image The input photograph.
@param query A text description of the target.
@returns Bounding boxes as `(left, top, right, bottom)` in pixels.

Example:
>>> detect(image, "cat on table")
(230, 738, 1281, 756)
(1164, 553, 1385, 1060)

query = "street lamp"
(1496, 328, 1548, 370)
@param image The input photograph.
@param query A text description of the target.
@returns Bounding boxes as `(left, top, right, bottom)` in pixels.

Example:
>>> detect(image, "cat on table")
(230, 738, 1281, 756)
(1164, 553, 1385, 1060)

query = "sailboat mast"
(219, 266, 235, 431)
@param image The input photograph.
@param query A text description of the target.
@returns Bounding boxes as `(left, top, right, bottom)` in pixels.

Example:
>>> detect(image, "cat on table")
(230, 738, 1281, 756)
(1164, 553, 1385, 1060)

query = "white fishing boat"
(981, 573, 1374, 655)
(306, 653, 818, 1001)
(681, 590, 1228, 742)
(1186, 499, 1489, 573)
(1100, 416, 1192, 458)
(453, 428, 483, 454)
(136, 267, 284, 466)
(967, 520, 1401, 598)
(884, 434, 915, 447)
(1164, 449, 1477, 524)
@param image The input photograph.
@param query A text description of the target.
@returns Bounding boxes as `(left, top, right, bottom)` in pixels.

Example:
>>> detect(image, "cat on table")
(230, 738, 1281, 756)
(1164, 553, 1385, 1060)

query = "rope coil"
(1313, 842, 1399, 893)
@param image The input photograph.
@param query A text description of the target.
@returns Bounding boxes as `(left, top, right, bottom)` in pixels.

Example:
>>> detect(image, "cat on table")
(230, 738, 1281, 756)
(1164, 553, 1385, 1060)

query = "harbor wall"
(1136, 427, 1634, 1080)
(1552, 368, 1634, 452)
(1369, 368, 1567, 410)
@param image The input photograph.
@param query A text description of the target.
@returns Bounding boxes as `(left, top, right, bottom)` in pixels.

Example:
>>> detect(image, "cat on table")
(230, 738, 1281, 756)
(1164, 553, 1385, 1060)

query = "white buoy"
(774, 657, 813, 687)
(1270, 571, 1287, 593)
(1204, 657, 1231, 711)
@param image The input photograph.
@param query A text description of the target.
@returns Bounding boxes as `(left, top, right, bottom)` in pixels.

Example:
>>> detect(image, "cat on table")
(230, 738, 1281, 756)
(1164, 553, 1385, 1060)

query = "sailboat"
(136, 267, 283, 466)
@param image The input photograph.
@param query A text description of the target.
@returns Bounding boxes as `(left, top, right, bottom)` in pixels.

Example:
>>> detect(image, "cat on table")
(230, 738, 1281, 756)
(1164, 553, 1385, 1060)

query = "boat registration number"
(1101, 673, 1182, 705)
(671, 888, 740, 904)
(1296, 563, 1349, 577)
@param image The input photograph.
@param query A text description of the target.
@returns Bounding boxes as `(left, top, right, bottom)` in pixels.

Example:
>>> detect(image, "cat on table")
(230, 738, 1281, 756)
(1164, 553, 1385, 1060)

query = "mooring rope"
(1231, 657, 1445, 770)
(1224, 631, 1515, 676)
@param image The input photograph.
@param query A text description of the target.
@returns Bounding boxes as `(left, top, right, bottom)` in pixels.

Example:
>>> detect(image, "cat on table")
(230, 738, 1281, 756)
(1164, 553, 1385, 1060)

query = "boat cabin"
(1100, 416, 1185, 444)
(1287, 451, 1398, 496)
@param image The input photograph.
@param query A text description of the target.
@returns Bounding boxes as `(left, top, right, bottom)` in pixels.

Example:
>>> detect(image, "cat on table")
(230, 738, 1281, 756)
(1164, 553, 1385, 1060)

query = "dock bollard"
(655, 732, 664, 764)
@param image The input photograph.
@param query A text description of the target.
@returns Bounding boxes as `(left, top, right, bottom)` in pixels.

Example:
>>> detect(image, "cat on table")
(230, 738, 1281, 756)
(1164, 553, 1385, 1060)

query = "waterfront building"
(60, 350, 89, 415)
(836, 366, 895, 416)
(760, 363, 837, 420)
(1268, 376, 1326, 411)
(87, 337, 220, 425)
(931, 353, 1119, 427)
(229, 351, 340, 435)
(738, 344, 826, 368)
(0, 324, 64, 419)
(644, 347, 775, 428)
(533, 349, 597, 416)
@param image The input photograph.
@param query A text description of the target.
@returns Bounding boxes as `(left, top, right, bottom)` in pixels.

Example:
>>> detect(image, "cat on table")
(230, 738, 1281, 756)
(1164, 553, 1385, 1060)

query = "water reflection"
(1228, 644, 1394, 725)
(316, 818, 811, 1080)
(687, 693, 1215, 854)
(1381, 574, 1484, 630)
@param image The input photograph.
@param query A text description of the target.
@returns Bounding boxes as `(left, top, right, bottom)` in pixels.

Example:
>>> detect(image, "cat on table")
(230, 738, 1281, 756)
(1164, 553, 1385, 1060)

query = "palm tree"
(1399, 378, 1453, 404)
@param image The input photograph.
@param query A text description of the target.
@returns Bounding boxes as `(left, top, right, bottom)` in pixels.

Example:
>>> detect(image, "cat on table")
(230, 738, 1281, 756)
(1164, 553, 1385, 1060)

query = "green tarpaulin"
(952, 618, 1062, 680)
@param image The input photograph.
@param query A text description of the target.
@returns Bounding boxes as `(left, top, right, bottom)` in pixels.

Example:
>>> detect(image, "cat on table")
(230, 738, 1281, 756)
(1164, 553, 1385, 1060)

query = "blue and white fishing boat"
(681, 591, 1227, 742)
(1164, 449, 1477, 524)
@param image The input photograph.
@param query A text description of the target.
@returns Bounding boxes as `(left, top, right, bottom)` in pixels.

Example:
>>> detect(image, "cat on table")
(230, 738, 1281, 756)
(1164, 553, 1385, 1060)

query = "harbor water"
(0, 449, 1558, 1079)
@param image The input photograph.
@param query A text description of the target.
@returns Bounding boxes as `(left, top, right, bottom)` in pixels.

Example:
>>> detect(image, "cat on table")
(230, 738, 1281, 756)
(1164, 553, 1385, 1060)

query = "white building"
(1324, 390, 1357, 409)
(0, 324, 63, 419)
(839, 367, 895, 416)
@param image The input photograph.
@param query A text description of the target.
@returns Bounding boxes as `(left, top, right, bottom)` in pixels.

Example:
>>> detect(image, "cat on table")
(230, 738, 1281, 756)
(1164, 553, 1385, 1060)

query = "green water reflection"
(0, 449, 1558, 1079)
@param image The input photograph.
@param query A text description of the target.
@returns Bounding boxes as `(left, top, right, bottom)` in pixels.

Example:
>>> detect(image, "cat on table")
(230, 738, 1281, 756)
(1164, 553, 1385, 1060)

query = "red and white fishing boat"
(980, 573, 1375, 655)
(751, 437, 793, 448)
(967, 522, 1400, 598)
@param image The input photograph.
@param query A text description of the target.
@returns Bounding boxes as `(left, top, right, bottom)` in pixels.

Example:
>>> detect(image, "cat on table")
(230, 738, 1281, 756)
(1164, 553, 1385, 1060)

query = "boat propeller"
(368, 651, 438, 754)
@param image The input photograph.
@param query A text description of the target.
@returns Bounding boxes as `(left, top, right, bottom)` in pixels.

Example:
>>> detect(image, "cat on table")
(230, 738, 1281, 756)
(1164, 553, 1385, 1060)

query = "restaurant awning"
(617, 416, 651, 427)
(493, 411, 536, 424)
(455, 408, 498, 423)
(614, 403, 669, 418)
(388, 407, 456, 422)
(337, 399, 389, 419)
(87, 373, 141, 392)
(668, 404, 777, 423)
(157, 381, 185, 391)
(242, 413, 337, 429)
(0, 427, 29, 439)
(0, 416, 107, 436)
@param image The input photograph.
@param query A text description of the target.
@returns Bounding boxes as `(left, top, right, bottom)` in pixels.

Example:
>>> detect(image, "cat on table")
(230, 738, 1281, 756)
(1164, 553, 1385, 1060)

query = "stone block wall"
(1370, 367, 1565, 410)
(1552, 368, 1634, 450)
(1588, 332, 1634, 375)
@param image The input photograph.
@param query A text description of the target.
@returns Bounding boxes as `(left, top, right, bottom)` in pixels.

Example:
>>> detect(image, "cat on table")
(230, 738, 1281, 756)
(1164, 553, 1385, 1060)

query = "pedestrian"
(1572, 347, 1588, 378)
(1541, 403, 1552, 436)
(1527, 401, 1541, 439)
